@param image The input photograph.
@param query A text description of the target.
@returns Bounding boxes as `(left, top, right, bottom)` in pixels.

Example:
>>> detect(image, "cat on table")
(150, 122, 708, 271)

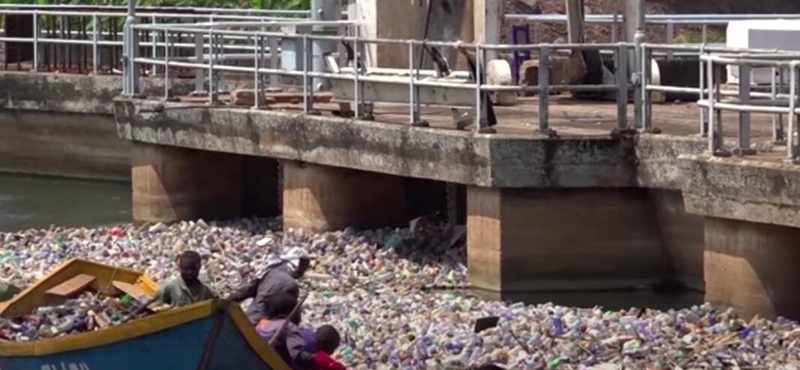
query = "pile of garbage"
(1, 219, 800, 369)
(0, 293, 151, 342)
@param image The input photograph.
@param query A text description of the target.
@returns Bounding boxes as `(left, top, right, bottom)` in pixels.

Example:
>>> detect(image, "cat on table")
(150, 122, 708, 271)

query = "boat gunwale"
(0, 258, 292, 370)
(0, 258, 158, 319)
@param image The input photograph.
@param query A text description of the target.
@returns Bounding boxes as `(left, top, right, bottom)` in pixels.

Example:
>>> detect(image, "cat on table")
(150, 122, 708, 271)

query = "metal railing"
(698, 54, 800, 161)
(506, 13, 800, 45)
(640, 43, 800, 160)
(126, 17, 637, 134)
(0, 5, 313, 73)
(2, 6, 799, 161)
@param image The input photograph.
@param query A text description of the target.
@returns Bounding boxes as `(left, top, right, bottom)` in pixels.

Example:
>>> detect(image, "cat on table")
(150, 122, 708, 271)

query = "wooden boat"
(0, 259, 291, 370)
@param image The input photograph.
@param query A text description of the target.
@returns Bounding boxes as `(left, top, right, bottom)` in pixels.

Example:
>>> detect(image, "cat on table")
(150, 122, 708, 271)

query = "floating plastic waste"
(1, 218, 799, 370)
(0, 293, 153, 342)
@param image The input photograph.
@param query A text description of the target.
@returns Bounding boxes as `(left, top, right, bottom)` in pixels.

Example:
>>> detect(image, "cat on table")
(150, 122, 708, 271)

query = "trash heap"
(2, 218, 800, 370)
(0, 293, 151, 342)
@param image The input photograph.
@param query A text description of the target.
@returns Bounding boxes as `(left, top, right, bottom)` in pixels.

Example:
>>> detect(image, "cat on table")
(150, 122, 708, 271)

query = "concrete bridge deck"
(115, 86, 800, 320)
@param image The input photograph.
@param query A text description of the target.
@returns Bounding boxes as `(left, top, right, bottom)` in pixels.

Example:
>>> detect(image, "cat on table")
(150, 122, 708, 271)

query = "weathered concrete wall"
(0, 72, 194, 115)
(705, 217, 800, 319)
(132, 142, 279, 224)
(283, 161, 409, 231)
(0, 72, 196, 180)
(115, 100, 638, 188)
(0, 110, 130, 181)
(681, 154, 800, 228)
(468, 186, 670, 292)
(636, 134, 706, 190)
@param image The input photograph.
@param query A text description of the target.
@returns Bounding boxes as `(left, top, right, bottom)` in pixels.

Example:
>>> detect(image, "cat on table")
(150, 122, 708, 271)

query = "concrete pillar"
(467, 187, 669, 293)
(349, 0, 475, 69)
(282, 161, 409, 231)
(651, 189, 705, 291)
(474, 0, 503, 60)
(705, 217, 800, 320)
(132, 142, 244, 224)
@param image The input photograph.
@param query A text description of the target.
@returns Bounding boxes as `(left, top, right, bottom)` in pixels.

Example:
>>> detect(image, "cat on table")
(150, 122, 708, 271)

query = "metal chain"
(446, 182, 457, 226)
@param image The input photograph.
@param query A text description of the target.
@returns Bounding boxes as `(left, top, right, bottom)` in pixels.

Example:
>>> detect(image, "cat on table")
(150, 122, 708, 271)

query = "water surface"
(0, 173, 130, 232)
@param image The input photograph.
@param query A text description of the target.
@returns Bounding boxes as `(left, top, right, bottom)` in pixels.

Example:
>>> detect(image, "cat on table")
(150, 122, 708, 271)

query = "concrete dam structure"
(2, 1, 800, 321)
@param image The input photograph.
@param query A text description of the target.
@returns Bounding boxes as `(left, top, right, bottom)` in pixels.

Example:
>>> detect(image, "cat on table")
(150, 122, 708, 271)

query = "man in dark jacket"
(229, 248, 311, 324)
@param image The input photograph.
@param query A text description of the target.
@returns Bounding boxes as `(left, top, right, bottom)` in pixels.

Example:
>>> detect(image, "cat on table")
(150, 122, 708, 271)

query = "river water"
(0, 173, 131, 232)
(0, 172, 703, 310)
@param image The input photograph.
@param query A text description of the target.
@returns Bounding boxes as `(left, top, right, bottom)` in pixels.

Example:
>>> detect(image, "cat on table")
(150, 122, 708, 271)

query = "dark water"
(0, 173, 131, 232)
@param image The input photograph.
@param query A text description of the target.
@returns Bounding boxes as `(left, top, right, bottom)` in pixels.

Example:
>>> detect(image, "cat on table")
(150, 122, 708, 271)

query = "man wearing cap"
(229, 247, 311, 324)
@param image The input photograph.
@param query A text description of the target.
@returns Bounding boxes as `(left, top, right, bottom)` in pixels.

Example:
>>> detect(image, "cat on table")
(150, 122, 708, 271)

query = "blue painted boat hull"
(0, 303, 290, 370)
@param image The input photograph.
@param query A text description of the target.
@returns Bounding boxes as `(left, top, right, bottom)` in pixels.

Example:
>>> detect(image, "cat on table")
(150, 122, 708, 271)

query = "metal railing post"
(150, 14, 157, 76)
(788, 65, 797, 161)
(408, 40, 421, 125)
(642, 44, 652, 130)
(707, 58, 716, 153)
(163, 28, 171, 100)
(193, 32, 204, 94)
(616, 44, 628, 130)
(92, 13, 99, 74)
(268, 32, 279, 87)
(538, 45, 550, 132)
(302, 34, 313, 114)
(32, 10, 38, 72)
(772, 66, 785, 143)
(699, 45, 707, 135)
(122, 0, 138, 96)
(353, 38, 361, 118)
(633, 44, 644, 129)
(208, 30, 217, 104)
(701, 25, 708, 44)
(474, 43, 483, 131)
(666, 21, 674, 60)
(611, 14, 618, 43)
(737, 64, 753, 154)
(253, 35, 261, 109)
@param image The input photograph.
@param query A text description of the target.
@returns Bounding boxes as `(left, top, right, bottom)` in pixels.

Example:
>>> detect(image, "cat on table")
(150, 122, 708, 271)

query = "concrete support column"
(282, 161, 408, 232)
(132, 142, 244, 224)
(474, 0, 503, 60)
(705, 217, 800, 320)
(651, 189, 705, 291)
(467, 187, 669, 294)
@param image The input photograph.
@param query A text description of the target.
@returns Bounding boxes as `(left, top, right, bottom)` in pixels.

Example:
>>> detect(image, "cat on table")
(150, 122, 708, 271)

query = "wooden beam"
(45, 274, 96, 298)
(111, 281, 154, 302)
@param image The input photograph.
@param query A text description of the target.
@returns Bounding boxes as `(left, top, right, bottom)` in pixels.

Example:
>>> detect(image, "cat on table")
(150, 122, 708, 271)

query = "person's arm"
(227, 277, 260, 302)
(133, 286, 166, 315)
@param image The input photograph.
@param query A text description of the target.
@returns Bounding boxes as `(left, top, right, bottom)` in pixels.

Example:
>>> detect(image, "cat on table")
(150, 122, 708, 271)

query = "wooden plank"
(45, 274, 96, 298)
(231, 90, 333, 107)
(112, 281, 154, 302)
